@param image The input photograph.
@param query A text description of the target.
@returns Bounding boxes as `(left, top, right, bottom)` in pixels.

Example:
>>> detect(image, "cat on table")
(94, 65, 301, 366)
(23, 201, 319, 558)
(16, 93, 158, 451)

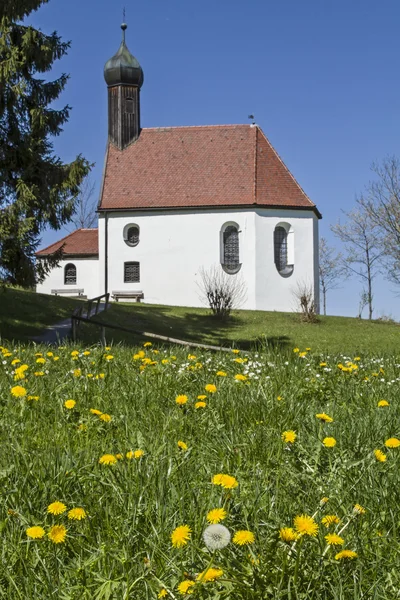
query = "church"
(36, 23, 321, 313)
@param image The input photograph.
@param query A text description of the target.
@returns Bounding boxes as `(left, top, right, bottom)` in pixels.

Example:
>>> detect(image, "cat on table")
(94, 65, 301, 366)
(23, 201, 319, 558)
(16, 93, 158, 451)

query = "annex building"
(36, 24, 321, 312)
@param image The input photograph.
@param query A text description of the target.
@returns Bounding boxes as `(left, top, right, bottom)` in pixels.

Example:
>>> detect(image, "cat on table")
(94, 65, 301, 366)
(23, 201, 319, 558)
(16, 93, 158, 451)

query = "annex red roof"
(36, 228, 98, 257)
(99, 124, 320, 216)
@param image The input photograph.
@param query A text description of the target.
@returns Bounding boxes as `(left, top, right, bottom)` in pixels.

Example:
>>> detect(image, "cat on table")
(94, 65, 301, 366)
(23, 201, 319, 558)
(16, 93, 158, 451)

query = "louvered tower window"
(64, 263, 76, 285)
(221, 224, 241, 274)
(274, 226, 288, 272)
(125, 97, 134, 114)
(124, 262, 140, 283)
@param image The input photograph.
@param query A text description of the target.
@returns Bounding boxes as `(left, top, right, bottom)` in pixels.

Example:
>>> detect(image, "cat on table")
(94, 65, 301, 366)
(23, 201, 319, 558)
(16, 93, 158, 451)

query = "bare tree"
(319, 237, 345, 316)
(67, 176, 97, 231)
(197, 266, 247, 319)
(358, 156, 400, 286)
(292, 280, 318, 322)
(331, 206, 384, 320)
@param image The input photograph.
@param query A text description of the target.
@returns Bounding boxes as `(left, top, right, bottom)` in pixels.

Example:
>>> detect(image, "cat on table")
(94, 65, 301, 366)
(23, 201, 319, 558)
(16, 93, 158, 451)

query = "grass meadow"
(1, 341, 400, 599)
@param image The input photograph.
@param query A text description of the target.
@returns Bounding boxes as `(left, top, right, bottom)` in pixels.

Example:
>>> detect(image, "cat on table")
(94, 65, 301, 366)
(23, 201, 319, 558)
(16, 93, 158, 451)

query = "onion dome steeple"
(104, 23, 143, 149)
(104, 23, 144, 88)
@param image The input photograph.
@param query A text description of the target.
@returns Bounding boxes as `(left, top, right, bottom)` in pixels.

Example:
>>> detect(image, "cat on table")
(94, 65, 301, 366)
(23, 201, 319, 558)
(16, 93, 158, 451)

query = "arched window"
(125, 97, 134, 114)
(274, 223, 294, 276)
(221, 222, 241, 274)
(64, 263, 77, 285)
(123, 224, 140, 247)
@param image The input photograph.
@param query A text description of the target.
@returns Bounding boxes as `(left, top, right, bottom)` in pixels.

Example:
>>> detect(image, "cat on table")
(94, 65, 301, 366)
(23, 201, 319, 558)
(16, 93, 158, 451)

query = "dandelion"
(171, 525, 191, 548)
(176, 395, 188, 405)
(134, 449, 144, 459)
(48, 524, 67, 544)
(27, 395, 39, 401)
(233, 530, 255, 545)
(197, 567, 224, 582)
(26, 526, 45, 539)
(64, 399, 76, 410)
(90, 408, 102, 415)
(73, 369, 81, 377)
(47, 501, 67, 515)
(115, 453, 123, 460)
(126, 451, 134, 459)
(203, 524, 231, 550)
(385, 437, 400, 449)
(323, 437, 336, 447)
(71, 351, 79, 357)
(177, 580, 195, 595)
(36, 357, 46, 364)
(99, 413, 112, 422)
(105, 355, 114, 361)
(205, 384, 217, 393)
(143, 342, 152, 347)
(234, 374, 247, 382)
(195, 401, 207, 409)
(377, 400, 389, 407)
(216, 371, 227, 377)
(316, 413, 333, 423)
(321, 515, 341, 527)
(294, 514, 318, 537)
(325, 533, 344, 546)
(158, 590, 168, 598)
(335, 549, 357, 560)
(212, 473, 238, 489)
(277, 395, 283, 401)
(34, 371, 45, 377)
(374, 449, 387, 462)
(353, 504, 366, 515)
(11, 385, 27, 398)
(320, 497, 329, 505)
(99, 454, 117, 466)
(293, 347, 300, 353)
(207, 508, 227, 524)
(68, 507, 87, 520)
(178, 441, 188, 451)
(282, 430, 297, 443)
(279, 527, 298, 542)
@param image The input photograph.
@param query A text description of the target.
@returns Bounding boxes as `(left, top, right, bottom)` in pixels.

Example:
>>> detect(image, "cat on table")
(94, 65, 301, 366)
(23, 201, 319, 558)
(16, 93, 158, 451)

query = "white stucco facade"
(36, 257, 101, 300)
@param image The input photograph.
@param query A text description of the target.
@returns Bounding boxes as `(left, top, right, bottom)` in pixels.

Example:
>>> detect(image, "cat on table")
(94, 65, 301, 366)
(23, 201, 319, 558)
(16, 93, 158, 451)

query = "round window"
(124, 224, 140, 247)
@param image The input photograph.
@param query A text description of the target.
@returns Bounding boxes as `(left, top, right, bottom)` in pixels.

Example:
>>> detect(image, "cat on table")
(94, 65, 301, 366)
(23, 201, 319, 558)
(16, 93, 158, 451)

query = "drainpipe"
(105, 212, 108, 295)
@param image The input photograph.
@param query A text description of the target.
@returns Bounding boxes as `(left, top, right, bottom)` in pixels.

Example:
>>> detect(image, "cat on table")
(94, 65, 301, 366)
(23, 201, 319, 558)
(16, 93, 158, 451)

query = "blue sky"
(30, 0, 400, 318)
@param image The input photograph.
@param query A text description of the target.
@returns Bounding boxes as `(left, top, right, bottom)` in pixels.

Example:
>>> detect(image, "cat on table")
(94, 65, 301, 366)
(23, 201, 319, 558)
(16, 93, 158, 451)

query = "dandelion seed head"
(203, 523, 231, 550)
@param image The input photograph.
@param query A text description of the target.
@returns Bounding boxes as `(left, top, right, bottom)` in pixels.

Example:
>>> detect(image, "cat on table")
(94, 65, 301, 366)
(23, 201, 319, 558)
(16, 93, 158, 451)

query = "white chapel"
(36, 23, 321, 313)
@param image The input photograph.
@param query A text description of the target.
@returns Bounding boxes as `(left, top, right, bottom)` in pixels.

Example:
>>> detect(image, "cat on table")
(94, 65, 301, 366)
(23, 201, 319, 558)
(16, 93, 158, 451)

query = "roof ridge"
(256, 127, 316, 208)
(142, 124, 252, 131)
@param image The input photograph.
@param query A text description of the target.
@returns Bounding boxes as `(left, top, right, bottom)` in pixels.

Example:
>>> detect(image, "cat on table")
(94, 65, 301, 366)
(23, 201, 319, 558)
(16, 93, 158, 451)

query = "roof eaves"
(35, 229, 84, 256)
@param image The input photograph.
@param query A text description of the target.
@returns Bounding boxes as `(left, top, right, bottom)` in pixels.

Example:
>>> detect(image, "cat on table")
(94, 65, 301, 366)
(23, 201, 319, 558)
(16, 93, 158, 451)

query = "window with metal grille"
(124, 261, 140, 283)
(125, 97, 134, 114)
(222, 225, 240, 274)
(126, 226, 139, 246)
(274, 226, 288, 272)
(64, 263, 76, 285)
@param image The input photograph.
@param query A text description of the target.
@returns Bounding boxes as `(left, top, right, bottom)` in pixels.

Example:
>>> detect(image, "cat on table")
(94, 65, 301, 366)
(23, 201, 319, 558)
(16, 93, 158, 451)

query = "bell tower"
(104, 23, 144, 149)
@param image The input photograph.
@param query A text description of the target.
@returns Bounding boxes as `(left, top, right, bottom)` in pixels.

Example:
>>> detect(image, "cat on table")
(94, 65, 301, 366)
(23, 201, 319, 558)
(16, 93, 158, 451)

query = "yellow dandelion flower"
(36, 357, 46, 364)
(171, 524, 191, 548)
(325, 533, 344, 546)
(34, 371, 45, 377)
(48, 524, 67, 544)
(321, 515, 341, 527)
(335, 549, 357, 560)
(99, 413, 112, 422)
(232, 348, 240, 354)
(158, 590, 168, 598)
(68, 507, 87, 520)
(205, 384, 217, 393)
(90, 408, 102, 415)
(143, 341, 152, 347)
(11, 358, 21, 365)
(207, 508, 227, 524)
(234, 374, 247, 382)
(212, 473, 238, 489)
(294, 514, 318, 537)
(377, 400, 389, 407)
(178, 440, 188, 451)
(197, 395, 207, 400)
(293, 347, 300, 353)
(216, 371, 227, 377)
(26, 526, 45, 539)
(374, 449, 387, 462)
(353, 504, 366, 515)
(176, 395, 188, 405)
(279, 527, 298, 542)
(320, 497, 329, 505)
(177, 580, 195, 595)
(316, 413, 333, 423)
(233, 530, 255, 545)
(282, 430, 297, 443)
(71, 350, 79, 357)
(83, 351, 90, 356)
(161, 359, 169, 364)
(115, 453, 123, 460)
(73, 369, 81, 377)
(99, 454, 117, 465)
(197, 567, 224, 582)
(126, 450, 134, 459)
(11, 385, 27, 398)
(104, 354, 114, 361)
(320, 362, 327, 367)
(27, 395, 39, 401)
(47, 501, 67, 515)
(134, 449, 144, 459)
(323, 437, 336, 447)
(64, 399, 76, 410)
(195, 401, 207, 409)
(385, 437, 400, 449)
(277, 395, 283, 401)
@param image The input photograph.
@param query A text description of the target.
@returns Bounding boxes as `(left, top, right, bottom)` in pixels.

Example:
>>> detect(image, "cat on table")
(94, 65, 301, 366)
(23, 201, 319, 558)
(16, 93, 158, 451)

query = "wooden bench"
(51, 288, 85, 297)
(111, 290, 144, 302)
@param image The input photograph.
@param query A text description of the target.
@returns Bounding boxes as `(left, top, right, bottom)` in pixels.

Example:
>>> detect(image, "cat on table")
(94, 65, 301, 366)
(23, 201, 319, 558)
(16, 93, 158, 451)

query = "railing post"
(101, 326, 106, 346)
(71, 317, 76, 342)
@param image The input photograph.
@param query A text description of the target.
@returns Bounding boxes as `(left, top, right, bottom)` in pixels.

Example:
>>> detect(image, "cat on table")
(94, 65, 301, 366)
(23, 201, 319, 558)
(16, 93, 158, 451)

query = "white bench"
(51, 288, 85, 297)
(111, 290, 144, 302)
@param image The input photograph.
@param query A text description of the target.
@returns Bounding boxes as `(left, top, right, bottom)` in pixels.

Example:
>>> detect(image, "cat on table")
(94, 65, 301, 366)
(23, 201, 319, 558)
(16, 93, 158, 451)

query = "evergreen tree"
(0, 0, 91, 286)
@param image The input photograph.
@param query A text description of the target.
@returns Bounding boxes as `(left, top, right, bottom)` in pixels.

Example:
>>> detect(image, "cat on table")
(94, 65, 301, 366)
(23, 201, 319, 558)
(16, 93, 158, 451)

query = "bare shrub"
(198, 266, 247, 319)
(293, 281, 318, 323)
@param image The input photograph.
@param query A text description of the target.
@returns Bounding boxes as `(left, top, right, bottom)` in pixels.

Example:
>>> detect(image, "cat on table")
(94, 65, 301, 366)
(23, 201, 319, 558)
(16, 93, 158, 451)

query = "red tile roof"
(36, 228, 98, 257)
(99, 124, 320, 216)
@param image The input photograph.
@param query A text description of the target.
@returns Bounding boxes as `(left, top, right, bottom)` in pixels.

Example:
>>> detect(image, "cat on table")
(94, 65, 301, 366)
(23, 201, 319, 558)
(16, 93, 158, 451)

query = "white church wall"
(36, 257, 100, 300)
(254, 209, 319, 312)
(103, 209, 257, 309)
